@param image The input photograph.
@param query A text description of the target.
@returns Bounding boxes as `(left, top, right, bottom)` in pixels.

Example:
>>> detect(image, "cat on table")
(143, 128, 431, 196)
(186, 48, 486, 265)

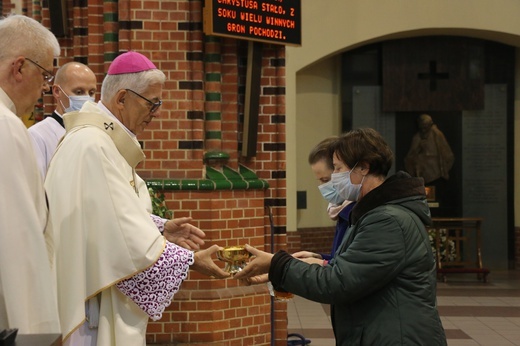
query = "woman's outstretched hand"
(233, 244, 274, 281)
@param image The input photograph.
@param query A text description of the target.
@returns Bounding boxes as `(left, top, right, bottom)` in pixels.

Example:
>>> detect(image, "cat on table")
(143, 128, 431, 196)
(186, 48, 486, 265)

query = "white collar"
(0, 87, 17, 115)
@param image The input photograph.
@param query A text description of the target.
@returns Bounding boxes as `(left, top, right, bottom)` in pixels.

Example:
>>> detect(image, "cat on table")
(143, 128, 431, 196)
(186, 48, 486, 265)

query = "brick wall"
(0, 0, 15, 18)
(24, 0, 290, 344)
(145, 189, 290, 345)
(287, 227, 336, 255)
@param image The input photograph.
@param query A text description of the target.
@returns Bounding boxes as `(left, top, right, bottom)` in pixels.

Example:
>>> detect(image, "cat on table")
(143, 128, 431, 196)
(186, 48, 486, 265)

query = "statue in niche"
(404, 114, 454, 184)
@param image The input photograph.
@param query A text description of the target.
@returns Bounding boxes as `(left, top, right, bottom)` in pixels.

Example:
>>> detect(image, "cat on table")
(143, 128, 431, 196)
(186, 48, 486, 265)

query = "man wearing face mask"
(29, 61, 97, 178)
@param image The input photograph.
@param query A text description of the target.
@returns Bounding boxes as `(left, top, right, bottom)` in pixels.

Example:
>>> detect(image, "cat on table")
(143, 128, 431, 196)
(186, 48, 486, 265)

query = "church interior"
(4, 0, 520, 345)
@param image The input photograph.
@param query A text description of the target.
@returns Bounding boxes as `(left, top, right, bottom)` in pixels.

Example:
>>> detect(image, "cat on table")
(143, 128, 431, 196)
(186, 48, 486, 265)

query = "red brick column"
(145, 189, 288, 345)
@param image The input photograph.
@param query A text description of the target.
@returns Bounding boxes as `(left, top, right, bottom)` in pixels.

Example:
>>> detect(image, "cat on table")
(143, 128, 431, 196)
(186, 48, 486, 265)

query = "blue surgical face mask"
(66, 95, 94, 112)
(318, 180, 344, 205)
(58, 86, 95, 113)
(331, 163, 364, 201)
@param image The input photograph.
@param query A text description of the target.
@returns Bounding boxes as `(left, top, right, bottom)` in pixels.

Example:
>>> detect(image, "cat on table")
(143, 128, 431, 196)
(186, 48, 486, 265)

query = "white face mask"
(58, 86, 94, 113)
(318, 180, 344, 206)
(65, 95, 94, 112)
(331, 164, 364, 201)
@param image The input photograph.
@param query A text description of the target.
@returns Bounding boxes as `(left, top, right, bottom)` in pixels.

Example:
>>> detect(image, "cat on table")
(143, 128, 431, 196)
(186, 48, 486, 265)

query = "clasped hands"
(163, 218, 314, 281)
(232, 245, 321, 284)
(191, 244, 275, 282)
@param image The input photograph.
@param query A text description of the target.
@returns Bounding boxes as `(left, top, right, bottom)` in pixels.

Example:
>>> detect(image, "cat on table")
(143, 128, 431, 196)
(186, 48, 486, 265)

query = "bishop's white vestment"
(45, 101, 193, 345)
(0, 87, 61, 334)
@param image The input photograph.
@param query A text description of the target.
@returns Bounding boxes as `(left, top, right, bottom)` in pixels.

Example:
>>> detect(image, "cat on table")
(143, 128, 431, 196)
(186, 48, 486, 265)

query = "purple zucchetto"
(107, 51, 157, 75)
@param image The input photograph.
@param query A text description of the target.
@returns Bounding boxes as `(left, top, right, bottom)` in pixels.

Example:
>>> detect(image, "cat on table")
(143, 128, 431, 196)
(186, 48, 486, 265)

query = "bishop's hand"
(191, 244, 231, 279)
(163, 217, 205, 250)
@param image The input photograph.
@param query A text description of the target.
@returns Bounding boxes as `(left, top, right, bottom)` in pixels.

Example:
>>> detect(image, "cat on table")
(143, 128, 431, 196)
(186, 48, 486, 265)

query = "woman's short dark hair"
(331, 128, 394, 177)
(308, 136, 337, 170)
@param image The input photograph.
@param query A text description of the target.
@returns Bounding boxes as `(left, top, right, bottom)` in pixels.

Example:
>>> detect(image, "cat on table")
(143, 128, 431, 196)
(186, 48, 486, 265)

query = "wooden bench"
(427, 217, 490, 283)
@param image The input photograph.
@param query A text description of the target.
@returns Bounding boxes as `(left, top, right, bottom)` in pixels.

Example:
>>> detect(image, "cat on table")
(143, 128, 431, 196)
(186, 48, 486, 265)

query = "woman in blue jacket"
(236, 128, 447, 345)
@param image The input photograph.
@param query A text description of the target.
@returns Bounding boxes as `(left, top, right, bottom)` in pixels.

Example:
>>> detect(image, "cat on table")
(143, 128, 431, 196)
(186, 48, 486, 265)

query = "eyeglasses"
(125, 89, 162, 114)
(25, 57, 54, 84)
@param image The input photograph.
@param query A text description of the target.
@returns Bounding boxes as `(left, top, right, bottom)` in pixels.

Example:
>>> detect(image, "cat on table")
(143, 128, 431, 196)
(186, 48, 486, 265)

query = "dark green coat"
(269, 171, 447, 345)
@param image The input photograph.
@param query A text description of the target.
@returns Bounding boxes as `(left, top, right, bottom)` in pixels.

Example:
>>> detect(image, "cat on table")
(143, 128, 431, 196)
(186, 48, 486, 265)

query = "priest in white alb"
(0, 14, 61, 335)
(44, 51, 229, 346)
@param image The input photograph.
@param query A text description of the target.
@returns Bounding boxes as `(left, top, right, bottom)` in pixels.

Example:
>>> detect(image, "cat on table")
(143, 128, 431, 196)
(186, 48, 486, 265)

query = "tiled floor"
(287, 270, 520, 346)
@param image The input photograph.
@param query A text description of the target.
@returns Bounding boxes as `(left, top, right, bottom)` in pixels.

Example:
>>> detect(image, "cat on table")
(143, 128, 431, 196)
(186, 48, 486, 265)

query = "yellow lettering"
(239, 12, 262, 23)
(241, 0, 258, 9)
(217, 8, 236, 19)
(217, 0, 258, 8)
(218, 0, 238, 6)
(261, 4, 284, 14)
(249, 26, 285, 40)
(266, 17, 294, 28)
(227, 22, 246, 34)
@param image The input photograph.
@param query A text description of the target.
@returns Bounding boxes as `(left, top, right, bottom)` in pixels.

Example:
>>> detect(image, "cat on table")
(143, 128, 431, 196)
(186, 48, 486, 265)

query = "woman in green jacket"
(235, 128, 447, 345)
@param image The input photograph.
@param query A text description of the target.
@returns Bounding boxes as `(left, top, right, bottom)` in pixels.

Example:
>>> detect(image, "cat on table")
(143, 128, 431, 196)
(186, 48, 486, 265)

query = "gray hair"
(0, 14, 60, 61)
(100, 69, 166, 102)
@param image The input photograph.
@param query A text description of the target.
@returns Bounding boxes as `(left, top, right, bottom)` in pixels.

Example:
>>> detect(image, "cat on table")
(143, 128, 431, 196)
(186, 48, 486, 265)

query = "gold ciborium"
(217, 246, 250, 274)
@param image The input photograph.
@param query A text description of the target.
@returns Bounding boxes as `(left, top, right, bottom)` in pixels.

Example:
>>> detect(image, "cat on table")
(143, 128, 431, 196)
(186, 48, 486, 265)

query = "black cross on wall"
(417, 61, 449, 91)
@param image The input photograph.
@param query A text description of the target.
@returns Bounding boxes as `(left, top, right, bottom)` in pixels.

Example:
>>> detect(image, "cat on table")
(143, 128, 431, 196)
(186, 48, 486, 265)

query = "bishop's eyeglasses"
(125, 89, 162, 114)
(25, 57, 54, 84)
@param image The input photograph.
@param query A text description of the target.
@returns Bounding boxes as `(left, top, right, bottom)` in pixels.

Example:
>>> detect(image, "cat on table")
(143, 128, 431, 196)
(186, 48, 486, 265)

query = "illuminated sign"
(203, 0, 301, 46)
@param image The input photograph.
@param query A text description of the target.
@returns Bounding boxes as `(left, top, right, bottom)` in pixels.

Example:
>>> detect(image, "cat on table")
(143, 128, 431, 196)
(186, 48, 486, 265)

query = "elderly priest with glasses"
(44, 51, 229, 346)
(0, 14, 61, 336)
